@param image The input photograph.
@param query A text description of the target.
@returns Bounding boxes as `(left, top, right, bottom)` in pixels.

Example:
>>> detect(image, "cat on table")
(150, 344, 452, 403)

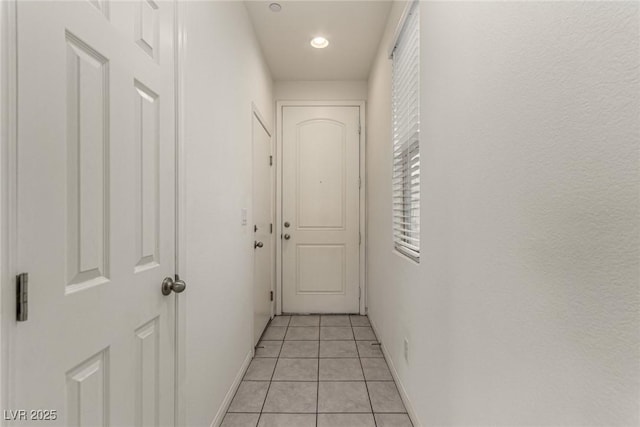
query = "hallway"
(222, 315, 411, 427)
(1, 1, 638, 426)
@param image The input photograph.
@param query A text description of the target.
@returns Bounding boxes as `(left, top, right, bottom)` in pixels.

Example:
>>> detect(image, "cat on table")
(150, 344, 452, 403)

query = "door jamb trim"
(275, 100, 367, 315)
(174, 0, 186, 425)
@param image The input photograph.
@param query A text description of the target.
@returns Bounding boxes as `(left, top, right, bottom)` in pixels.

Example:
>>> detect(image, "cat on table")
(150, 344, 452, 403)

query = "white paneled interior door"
(11, 1, 176, 425)
(282, 106, 360, 313)
(252, 112, 273, 345)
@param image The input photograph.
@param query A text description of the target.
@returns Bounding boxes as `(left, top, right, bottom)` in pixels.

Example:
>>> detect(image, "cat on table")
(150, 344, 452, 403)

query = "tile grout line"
(230, 411, 400, 414)
(353, 315, 378, 427)
(256, 315, 290, 427)
(229, 411, 397, 414)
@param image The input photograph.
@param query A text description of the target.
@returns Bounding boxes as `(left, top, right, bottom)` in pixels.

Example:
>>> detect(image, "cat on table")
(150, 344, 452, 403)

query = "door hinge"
(358, 287, 361, 301)
(358, 123, 361, 135)
(16, 272, 28, 322)
(269, 155, 273, 166)
(270, 223, 273, 234)
(270, 291, 274, 301)
(358, 177, 361, 189)
(359, 232, 362, 245)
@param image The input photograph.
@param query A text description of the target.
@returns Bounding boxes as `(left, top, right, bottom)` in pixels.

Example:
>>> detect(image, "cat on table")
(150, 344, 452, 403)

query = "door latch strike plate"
(16, 273, 28, 322)
(270, 291, 274, 301)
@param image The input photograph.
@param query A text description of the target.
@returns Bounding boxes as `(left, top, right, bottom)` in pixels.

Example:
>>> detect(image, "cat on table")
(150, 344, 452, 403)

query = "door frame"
(173, 0, 186, 426)
(275, 100, 366, 316)
(251, 101, 275, 340)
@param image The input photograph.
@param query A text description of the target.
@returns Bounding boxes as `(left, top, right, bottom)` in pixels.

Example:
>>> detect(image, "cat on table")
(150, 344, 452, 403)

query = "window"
(392, 2, 420, 261)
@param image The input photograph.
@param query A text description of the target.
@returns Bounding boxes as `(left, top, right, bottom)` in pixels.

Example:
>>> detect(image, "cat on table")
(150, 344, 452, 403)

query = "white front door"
(281, 106, 361, 313)
(252, 112, 273, 345)
(10, 1, 176, 425)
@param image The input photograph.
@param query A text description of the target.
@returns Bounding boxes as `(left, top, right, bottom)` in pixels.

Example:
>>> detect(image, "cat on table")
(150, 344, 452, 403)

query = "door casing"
(275, 100, 366, 316)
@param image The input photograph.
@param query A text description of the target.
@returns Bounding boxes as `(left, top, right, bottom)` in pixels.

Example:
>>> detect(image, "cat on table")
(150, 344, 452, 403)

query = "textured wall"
(366, 2, 639, 425)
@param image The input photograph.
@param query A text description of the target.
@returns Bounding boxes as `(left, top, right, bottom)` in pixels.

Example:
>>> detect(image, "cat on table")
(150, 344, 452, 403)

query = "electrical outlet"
(403, 338, 409, 363)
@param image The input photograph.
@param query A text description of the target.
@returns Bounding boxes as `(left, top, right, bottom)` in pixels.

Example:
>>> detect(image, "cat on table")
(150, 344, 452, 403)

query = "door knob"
(284, 234, 290, 240)
(162, 276, 187, 296)
(254, 241, 264, 249)
(284, 222, 290, 228)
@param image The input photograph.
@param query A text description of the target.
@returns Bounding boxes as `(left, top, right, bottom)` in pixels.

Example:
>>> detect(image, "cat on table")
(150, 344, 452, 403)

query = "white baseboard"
(210, 348, 254, 427)
(369, 317, 421, 427)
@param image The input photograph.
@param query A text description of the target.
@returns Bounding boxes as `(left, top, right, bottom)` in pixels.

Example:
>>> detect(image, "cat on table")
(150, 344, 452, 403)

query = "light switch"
(241, 208, 247, 226)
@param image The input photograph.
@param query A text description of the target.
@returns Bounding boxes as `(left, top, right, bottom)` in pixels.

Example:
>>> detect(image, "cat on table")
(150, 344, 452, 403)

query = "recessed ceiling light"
(310, 36, 329, 49)
(269, 3, 282, 12)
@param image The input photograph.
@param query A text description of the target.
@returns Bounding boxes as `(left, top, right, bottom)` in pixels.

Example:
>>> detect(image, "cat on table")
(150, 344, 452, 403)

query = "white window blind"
(392, 2, 420, 261)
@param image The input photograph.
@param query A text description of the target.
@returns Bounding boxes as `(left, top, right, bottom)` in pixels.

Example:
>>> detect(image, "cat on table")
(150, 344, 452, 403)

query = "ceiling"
(245, 1, 393, 81)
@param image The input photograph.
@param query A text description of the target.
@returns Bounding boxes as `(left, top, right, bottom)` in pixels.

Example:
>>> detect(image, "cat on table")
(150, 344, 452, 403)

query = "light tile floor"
(221, 315, 413, 427)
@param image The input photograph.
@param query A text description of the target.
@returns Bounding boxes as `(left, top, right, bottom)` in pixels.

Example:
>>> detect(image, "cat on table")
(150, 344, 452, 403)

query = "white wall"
(367, 2, 639, 426)
(182, 2, 273, 425)
(275, 80, 367, 101)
